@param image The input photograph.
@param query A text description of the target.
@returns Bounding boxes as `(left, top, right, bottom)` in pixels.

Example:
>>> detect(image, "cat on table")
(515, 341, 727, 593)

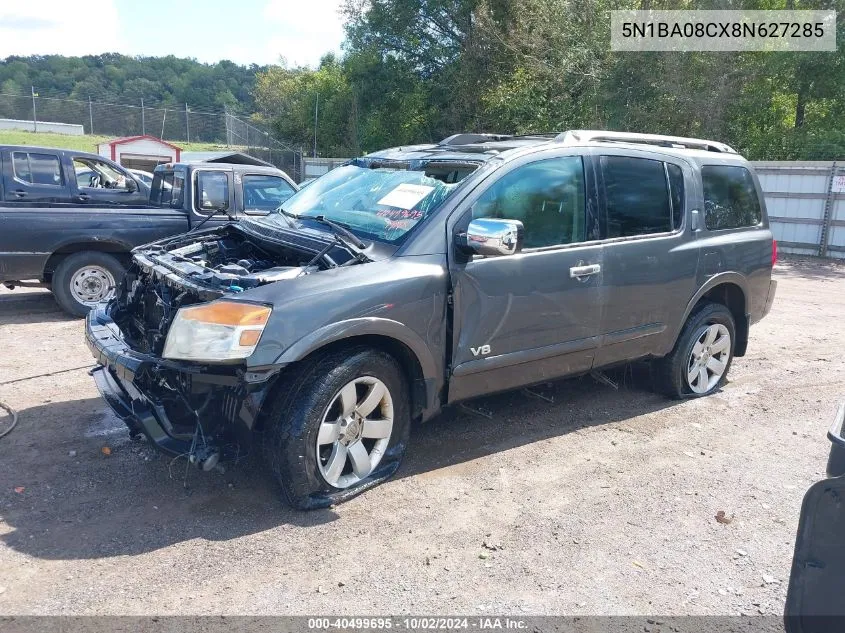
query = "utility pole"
(31, 86, 37, 132)
(141, 98, 145, 136)
(224, 105, 230, 147)
(313, 92, 319, 158)
(185, 102, 190, 143)
(88, 96, 94, 135)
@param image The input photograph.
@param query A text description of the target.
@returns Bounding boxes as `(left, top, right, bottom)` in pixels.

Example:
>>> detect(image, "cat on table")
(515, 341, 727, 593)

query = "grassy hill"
(0, 130, 229, 153)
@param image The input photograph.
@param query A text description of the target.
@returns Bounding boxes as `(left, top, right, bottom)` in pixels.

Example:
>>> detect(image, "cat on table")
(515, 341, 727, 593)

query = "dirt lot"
(0, 256, 843, 616)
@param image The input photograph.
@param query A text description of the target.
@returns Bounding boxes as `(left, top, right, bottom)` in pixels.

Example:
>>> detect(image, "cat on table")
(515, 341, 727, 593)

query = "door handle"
(77, 193, 90, 201)
(13, 190, 26, 198)
(569, 263, 601, 280)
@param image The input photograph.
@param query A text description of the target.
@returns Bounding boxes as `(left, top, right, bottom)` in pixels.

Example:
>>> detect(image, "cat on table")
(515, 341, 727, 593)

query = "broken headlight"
(162, 300, 271, 362)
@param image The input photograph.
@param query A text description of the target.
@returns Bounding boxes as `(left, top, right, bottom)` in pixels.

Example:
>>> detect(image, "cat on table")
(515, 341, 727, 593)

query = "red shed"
(97, 135, 182, 172)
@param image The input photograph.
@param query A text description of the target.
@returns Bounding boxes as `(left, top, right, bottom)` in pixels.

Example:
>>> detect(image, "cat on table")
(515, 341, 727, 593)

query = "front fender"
(271, 317, 442, 413)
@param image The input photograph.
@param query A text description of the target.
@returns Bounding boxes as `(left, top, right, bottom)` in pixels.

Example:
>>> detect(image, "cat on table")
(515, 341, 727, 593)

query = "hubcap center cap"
(340, 415, 363, 444)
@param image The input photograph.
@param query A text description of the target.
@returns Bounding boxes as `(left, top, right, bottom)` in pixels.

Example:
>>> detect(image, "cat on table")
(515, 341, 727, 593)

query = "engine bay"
(141, 225, 332, 292)
(112, 225, 340, 354)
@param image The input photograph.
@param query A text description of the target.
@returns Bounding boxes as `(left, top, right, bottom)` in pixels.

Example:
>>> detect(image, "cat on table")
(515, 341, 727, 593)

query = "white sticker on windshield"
(377, 183, 434, 210)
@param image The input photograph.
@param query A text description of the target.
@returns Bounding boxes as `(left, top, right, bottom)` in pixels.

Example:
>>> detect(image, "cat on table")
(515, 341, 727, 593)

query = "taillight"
(772, 239, 778, 266)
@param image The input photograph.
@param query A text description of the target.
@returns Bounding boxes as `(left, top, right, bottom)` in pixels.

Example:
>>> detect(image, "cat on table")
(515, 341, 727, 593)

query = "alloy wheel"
(686, 323, 731, 394)
(316, 376, 394, 488)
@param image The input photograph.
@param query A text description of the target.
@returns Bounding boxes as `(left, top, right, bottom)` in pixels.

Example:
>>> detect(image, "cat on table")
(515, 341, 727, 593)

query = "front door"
(447, 151, 603, 402)
(69, 155, 147, 206)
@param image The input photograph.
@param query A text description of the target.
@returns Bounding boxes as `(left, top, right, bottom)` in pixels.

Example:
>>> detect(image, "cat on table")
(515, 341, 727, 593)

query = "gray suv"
(85, 130, 777, 509)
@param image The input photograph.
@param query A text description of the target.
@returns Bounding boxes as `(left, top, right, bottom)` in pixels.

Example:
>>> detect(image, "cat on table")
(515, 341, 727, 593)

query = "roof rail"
(438, 133, 513, 146)
(555, 130, 737, 154)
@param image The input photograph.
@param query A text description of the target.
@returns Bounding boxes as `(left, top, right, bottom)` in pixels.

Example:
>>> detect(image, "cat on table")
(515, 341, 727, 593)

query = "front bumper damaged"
(85, 302, 277, 462)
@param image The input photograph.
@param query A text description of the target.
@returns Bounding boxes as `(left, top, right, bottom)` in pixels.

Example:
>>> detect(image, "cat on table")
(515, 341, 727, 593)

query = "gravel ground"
(0, 255, 842, 616)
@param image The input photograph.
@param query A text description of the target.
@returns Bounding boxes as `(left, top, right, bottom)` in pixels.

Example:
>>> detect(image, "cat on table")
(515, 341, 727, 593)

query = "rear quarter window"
(702, 165, 762, 230)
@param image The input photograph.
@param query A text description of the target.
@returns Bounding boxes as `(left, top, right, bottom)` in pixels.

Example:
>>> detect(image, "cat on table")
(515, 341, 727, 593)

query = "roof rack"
(555, 130, 737, 154)
(439, 133, 513, 146)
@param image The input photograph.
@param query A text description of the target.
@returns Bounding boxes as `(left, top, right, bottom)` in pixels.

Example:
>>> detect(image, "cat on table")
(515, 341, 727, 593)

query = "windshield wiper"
(312, 215, 368, 250)
(275, 205, 298, 228)
(273, 207, 370, 262)
(189, 207, 235, 233)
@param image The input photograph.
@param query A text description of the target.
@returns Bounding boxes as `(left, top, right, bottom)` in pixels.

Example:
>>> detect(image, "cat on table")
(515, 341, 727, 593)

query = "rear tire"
(263, 347, 410, 510)
(653, 302, 736, 399)
(52, 251, 124, 317)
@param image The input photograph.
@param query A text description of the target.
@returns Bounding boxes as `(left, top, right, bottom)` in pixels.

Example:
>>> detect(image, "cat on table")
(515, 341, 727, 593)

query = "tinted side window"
(601, 156, 671, 238)
(12, 152, 62, 186)
(242, 175, 296, 212)
(667, 163, 684, 230)
(12, 152, 31, 182)
(30, 154, 63, 186)
(196, 171, 229, 212)
(702, 165, 761, 230)
(472, 156, 586, 249)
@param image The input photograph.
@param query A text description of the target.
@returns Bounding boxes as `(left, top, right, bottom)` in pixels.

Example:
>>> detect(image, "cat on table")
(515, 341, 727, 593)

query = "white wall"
(751, 161, 844, 259)
(0, 117, 84, 135)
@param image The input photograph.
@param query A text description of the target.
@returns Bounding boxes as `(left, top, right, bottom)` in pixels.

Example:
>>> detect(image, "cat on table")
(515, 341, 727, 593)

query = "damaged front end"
(86, 222, 341, 468)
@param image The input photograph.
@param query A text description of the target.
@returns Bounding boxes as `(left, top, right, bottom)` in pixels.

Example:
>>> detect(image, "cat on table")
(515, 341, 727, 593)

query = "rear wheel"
(264, 347, 410, 509)
(653, 302, 736, 399)
(52, 251, 124, 317)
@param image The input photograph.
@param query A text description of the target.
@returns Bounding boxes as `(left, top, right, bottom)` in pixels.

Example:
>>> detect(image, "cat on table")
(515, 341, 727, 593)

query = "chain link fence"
(0, 93, 304, 180)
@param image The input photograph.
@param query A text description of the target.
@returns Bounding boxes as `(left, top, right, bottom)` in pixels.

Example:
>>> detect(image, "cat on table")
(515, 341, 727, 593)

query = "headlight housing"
(162, 300, 271, 362)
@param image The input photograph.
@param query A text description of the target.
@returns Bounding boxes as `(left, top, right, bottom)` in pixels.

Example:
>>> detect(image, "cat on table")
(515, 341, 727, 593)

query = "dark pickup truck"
(0, 146, 297, 316)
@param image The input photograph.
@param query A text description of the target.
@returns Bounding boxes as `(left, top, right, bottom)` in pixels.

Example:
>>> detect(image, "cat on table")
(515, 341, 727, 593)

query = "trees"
(5, 0, 844, 161)
(245, 0, 839, 160)
(0, 54, 264, 113)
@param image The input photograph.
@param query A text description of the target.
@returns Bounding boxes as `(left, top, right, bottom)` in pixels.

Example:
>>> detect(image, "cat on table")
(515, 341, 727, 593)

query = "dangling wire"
(0, 400, 18, 439)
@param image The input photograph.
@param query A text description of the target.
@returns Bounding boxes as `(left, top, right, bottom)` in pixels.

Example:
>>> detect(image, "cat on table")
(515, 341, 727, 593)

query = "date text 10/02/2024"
(307, 617, 529, 630)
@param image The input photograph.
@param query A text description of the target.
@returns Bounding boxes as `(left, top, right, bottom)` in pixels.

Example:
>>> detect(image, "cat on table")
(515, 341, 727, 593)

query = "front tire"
(264, 347, 410, 509)
(52, 251, 124, 317)
(653, 302, 736, 399)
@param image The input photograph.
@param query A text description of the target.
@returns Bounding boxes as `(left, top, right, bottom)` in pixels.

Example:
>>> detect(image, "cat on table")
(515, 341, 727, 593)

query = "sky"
(0, 0, 347, 68)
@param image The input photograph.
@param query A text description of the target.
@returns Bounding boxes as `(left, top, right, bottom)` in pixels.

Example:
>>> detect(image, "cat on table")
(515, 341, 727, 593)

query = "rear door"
(592, 150, 699, 367)
(447, 149, 604, 402)
(2, 149, 69, 204)
(0, 150, 69, 280)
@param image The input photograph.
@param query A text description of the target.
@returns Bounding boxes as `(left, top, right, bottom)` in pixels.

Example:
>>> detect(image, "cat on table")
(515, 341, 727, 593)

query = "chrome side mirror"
(457, 218, 524, 257)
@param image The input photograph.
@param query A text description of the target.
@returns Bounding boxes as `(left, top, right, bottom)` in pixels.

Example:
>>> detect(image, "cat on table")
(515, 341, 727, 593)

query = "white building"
(97, 135, 182, 172)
